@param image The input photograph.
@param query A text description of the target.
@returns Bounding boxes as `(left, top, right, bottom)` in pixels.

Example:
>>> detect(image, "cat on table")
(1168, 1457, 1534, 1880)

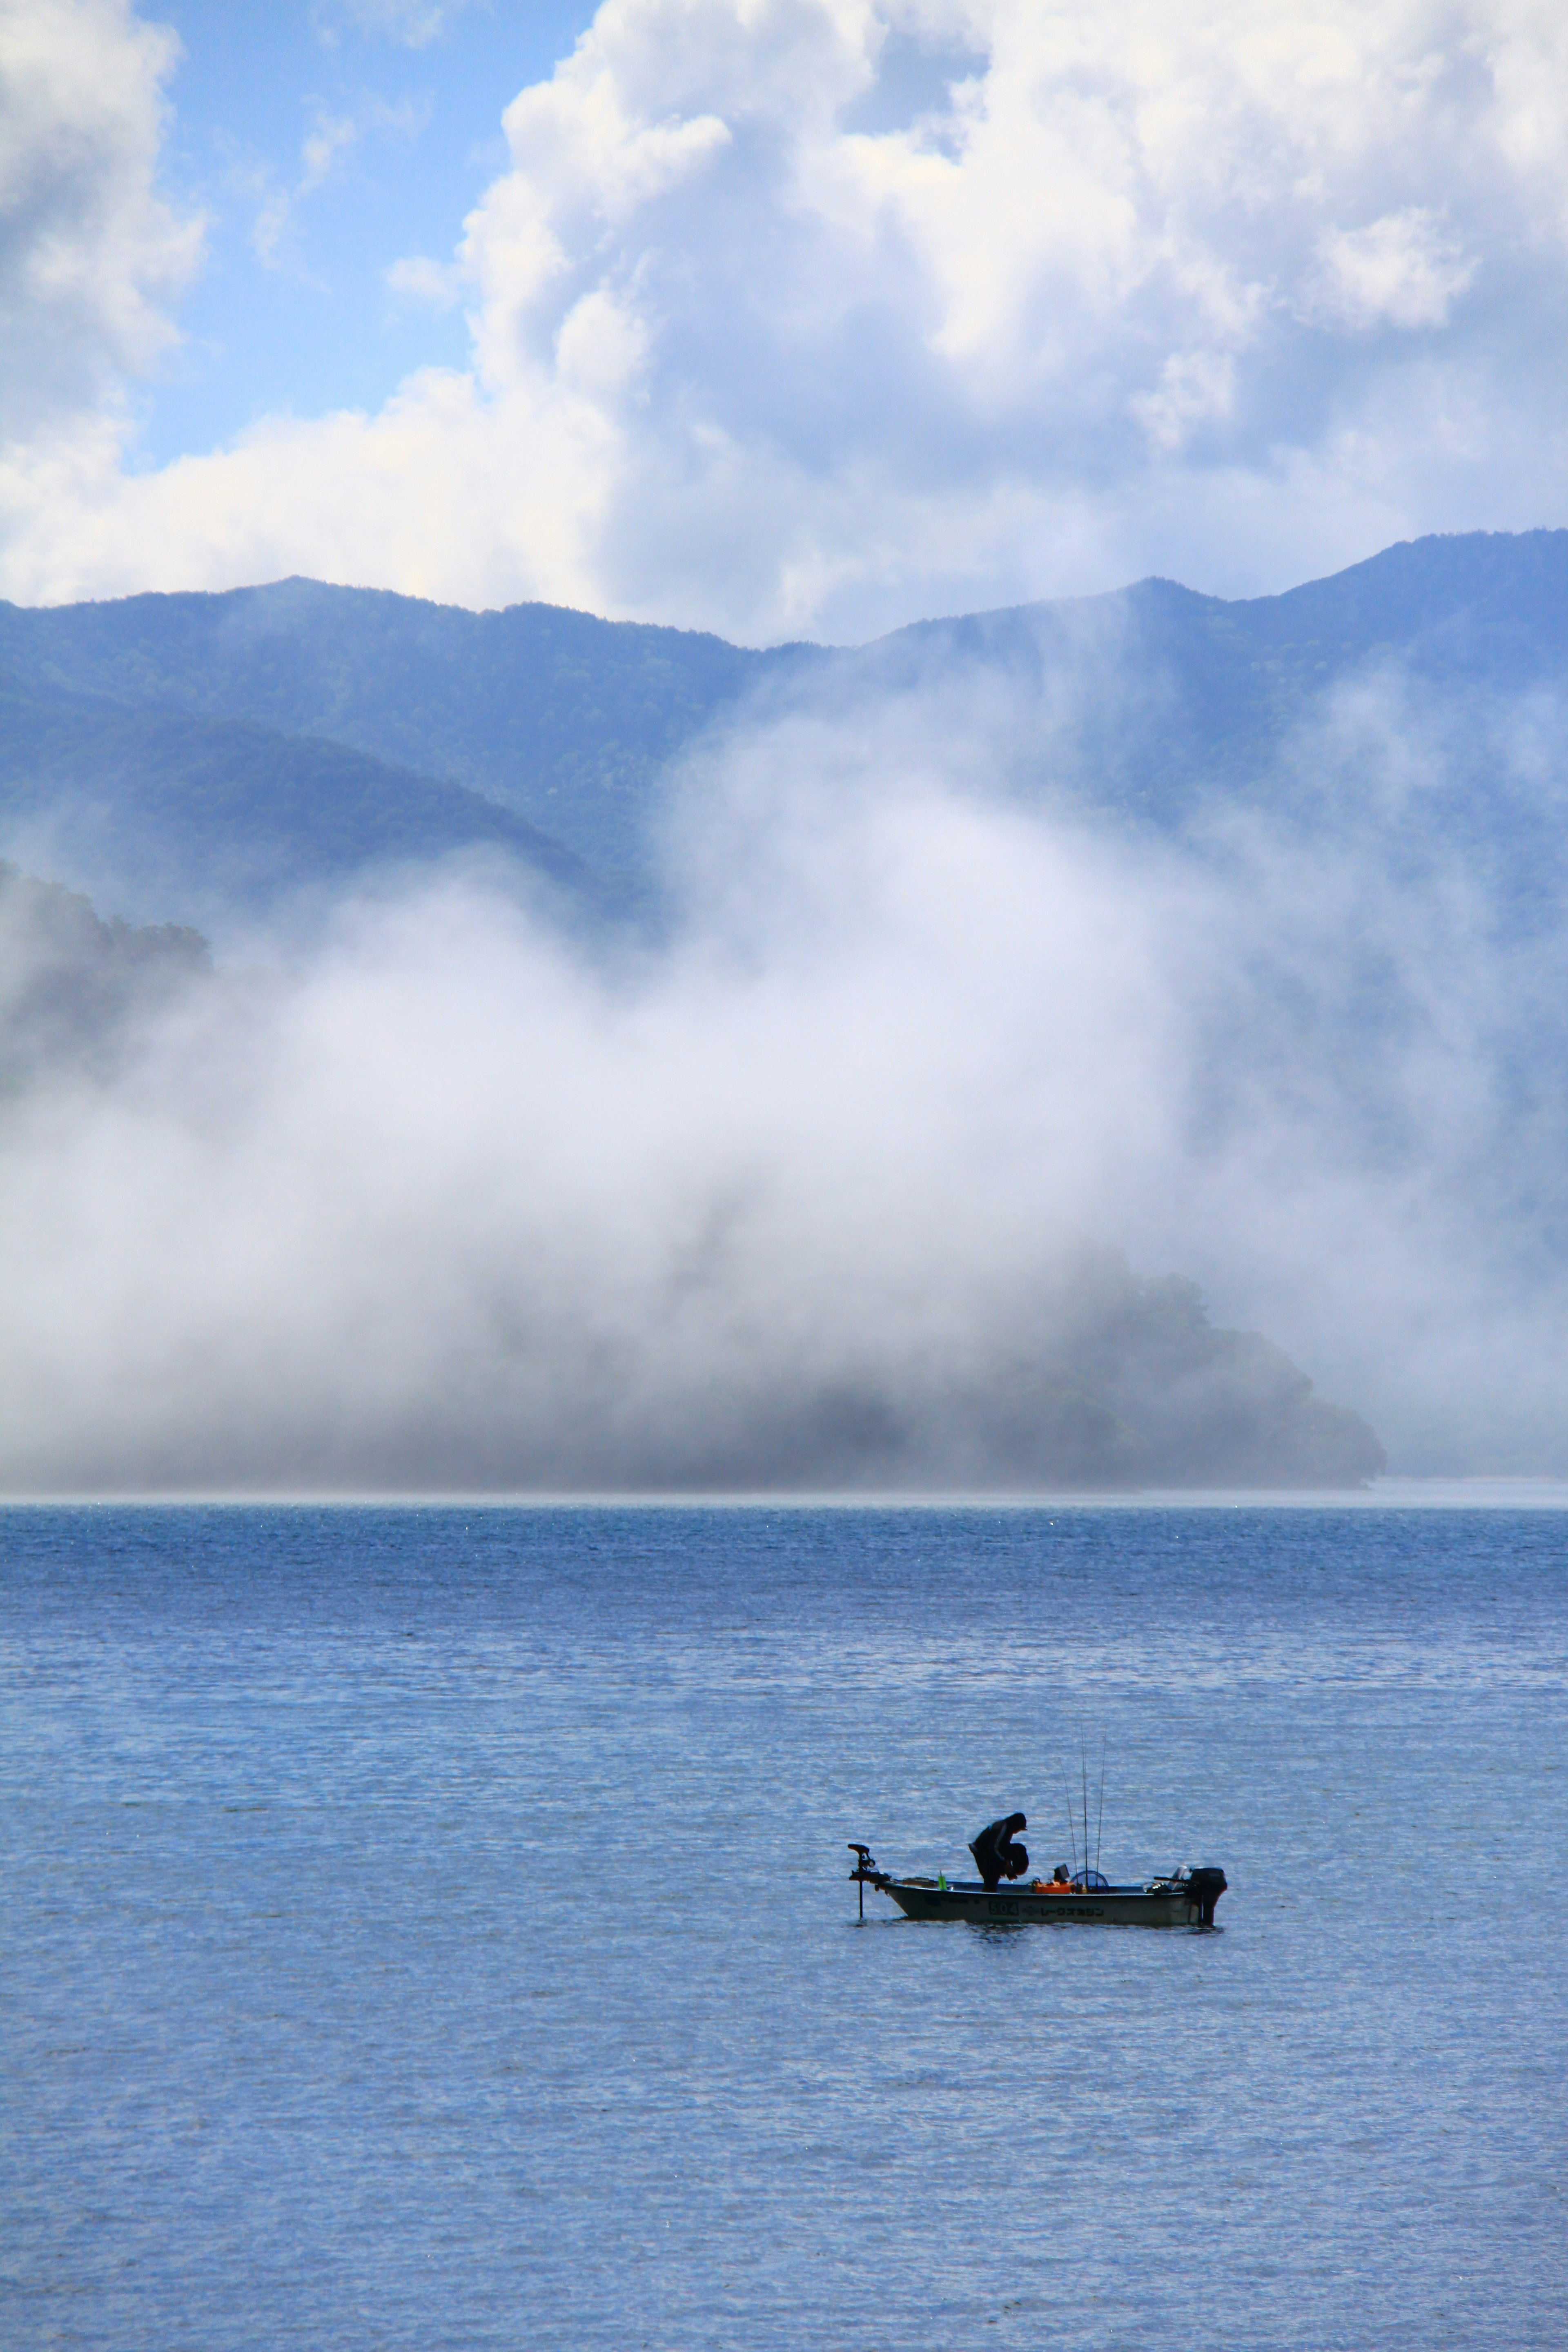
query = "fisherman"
(969, 1811, 1029, 1891)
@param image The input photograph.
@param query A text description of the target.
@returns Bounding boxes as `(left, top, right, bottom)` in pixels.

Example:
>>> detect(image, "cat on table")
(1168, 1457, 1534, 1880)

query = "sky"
(134, 4, 601, 465)
(7, 0, 1568, 641)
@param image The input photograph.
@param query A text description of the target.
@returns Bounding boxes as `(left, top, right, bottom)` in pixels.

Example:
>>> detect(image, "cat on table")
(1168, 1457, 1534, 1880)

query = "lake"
(3, 1503, 1564, 2348)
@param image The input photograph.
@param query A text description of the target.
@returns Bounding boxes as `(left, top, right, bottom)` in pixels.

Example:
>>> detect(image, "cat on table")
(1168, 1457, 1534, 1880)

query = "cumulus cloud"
(0, 650, 1565, 1490)
(1309, 207, 1477, 334)
(4, 1, 1568, 631)
(0, 0, 202, 439)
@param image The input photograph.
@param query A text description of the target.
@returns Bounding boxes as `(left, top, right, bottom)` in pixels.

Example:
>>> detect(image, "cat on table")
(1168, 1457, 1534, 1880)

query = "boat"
(847, 1830, 1227, 1929)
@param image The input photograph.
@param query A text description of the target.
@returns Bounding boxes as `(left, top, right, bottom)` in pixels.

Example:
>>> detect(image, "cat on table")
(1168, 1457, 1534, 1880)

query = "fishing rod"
(1095, 1738, 1106, 1882)
(1081, 1741, 1089, 1890)
(1064, 1768, 1078, 1880)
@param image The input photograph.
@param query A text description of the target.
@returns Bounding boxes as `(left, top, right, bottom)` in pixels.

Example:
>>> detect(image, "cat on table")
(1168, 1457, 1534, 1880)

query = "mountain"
(4, 531, 1566, 911)
(0, 678, 606, 935)
(859, 527, 1568, 830)
(0, 581, 812, 900)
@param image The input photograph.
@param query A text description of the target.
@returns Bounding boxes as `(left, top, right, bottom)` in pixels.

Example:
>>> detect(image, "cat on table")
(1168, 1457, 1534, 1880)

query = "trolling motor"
(847, 1842, 891, 1920)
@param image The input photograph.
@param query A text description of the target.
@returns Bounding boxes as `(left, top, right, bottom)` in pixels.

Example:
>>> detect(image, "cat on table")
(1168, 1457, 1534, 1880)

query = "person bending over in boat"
(969, 1811, 1029, 1891)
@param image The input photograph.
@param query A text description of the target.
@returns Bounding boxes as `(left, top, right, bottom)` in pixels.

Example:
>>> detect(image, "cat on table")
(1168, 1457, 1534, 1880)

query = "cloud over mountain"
(4, 603, 1567, 1491)
(5, 2, 1568, 632)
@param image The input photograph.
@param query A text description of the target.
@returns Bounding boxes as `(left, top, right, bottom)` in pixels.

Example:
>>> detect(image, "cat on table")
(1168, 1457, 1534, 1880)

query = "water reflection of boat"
(847, 1842, 1227, 1929)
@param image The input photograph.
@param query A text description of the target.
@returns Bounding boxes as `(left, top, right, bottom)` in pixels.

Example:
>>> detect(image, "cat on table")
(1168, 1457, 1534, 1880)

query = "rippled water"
(4, 1505, 1565, 2349)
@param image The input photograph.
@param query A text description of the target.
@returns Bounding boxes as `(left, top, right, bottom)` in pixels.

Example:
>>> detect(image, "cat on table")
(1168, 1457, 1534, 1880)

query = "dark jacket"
(969, 1811, 1029, 1891)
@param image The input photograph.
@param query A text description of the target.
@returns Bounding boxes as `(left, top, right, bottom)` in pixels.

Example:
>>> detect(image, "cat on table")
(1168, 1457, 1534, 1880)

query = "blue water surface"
(2, 1505, 1565, 2350)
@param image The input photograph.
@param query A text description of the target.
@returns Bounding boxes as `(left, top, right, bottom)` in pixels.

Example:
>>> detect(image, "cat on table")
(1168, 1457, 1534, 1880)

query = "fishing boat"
(847, 1790, 1227, 1929)
(847, 1846, 1227, 1928)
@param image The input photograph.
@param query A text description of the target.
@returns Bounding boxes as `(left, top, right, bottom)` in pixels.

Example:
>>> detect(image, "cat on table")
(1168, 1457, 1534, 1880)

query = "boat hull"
(881, 1880, 1217, 1928)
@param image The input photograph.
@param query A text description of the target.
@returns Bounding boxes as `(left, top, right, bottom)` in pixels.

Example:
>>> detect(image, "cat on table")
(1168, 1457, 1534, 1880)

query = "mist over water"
(2, 649, 1566, 1488)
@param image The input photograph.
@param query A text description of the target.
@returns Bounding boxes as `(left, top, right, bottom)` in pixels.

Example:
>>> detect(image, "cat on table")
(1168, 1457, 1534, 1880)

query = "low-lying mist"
(2, 654, 1565, 1492)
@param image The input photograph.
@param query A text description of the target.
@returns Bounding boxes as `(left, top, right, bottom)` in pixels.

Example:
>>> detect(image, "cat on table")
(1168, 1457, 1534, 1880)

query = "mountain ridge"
(3, 528, 1567, 926)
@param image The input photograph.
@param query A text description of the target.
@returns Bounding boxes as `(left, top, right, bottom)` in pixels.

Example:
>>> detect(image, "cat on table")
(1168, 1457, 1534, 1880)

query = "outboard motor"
(1185, 1866, 1227, 1927)
(969, 1811, 1029, 1892)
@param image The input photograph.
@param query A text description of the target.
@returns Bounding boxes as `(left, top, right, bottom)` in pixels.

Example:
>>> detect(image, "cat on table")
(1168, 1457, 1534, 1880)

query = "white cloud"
(385, 250, 462, 308)
(300, 109, 363, 193)
(5, 1, 1568, 631)
(252, 97, 423, 274)
(0, 0, 202, 438)
(1130, 349, 1238, 454)
(1310, 207, 1476, 332)
(314, 0, 479, 48)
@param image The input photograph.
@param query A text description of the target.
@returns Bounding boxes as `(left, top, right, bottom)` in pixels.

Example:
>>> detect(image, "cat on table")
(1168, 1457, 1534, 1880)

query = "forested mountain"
(862, 527, 1568, 831)
(4, 530, 1566, 922)
(0, 859, 209, 1094)
(0, 583, 807, 898)
(0, 684, 603, 933)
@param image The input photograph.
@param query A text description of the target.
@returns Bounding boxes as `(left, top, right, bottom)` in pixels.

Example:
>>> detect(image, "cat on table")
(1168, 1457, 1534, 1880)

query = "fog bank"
(1, 664, 1564, 1490)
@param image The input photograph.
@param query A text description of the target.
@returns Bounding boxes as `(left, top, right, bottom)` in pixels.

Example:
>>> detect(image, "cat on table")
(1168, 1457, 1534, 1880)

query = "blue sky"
(145, 4, 599, 463)
(6, 3, 1568, 639)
